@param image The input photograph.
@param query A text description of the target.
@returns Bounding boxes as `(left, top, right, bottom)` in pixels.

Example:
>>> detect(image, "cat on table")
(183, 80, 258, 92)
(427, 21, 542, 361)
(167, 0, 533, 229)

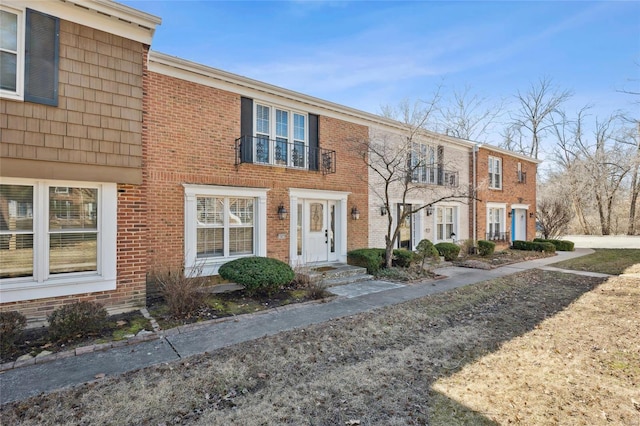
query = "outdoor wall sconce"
(351, 207, 360, 220)
(277, 203, 288, 220)
(380, 206, 387, 216)
(425, 205, 433, 216)
(529, 212, 535, 218)
(450, 232, 456, 240)
(508, 211, 512, 218)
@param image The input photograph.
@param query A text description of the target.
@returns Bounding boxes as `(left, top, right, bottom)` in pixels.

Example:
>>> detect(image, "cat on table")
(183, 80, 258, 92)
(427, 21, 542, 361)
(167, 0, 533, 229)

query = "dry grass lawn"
(1, 269, 638, 425)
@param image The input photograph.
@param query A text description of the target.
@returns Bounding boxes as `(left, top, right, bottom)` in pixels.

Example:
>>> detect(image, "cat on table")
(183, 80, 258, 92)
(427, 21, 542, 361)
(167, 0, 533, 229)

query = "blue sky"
(123, 0, 639, 142)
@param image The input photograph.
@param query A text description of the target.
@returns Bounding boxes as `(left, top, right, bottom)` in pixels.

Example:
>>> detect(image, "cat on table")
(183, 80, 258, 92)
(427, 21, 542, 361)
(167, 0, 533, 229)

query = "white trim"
(477, 143, 542, 164)
(0, 178, 117, 303)
(486, 202, 508, 209)
(288, 188, 350, 264)
(4, 0, 160, 44)
(0, 5, 25, 102)
(510, 203, 530, 210)
(182, 184, 269, 276)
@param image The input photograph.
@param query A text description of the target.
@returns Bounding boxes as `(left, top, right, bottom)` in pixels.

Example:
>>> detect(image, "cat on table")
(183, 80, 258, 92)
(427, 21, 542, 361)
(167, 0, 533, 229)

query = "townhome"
(366, 125, 474, 250)
(472, 144, 539, 247)
(144, 52, 371, 278)
(0, 0, 160, 322)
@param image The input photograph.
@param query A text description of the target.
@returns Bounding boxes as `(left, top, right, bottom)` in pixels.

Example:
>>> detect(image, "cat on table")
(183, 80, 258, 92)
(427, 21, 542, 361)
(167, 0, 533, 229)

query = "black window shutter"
(437, 145, 444, 185)
(240, 97, 253, 163)
(309, 114, 319, 171)
(25, 9, 59, 106)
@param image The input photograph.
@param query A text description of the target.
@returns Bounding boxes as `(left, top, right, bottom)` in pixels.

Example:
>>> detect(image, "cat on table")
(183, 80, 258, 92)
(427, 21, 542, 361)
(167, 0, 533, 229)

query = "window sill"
(0, 275, 116, 304)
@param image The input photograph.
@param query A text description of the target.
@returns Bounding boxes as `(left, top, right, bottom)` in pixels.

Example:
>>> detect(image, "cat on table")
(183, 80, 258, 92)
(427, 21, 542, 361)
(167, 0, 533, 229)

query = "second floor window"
(254, 103, 307, 168)
(0, 6, 59, 105)
(488, 156, 502, 189)
(410, 143, 437, 184)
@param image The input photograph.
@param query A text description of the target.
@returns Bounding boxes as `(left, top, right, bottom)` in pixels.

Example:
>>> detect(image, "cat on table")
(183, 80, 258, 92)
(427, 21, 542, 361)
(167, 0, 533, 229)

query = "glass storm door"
(397, 204, 412, 249)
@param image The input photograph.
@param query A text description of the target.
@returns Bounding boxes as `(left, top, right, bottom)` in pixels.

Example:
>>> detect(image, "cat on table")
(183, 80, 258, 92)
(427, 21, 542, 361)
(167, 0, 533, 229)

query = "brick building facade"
(0, 0, 160, 322)
(472, 145, 539, 248)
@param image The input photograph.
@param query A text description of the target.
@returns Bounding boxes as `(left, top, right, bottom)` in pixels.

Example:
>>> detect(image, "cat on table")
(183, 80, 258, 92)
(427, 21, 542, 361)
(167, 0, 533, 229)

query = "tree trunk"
(627, 136, 639, 235)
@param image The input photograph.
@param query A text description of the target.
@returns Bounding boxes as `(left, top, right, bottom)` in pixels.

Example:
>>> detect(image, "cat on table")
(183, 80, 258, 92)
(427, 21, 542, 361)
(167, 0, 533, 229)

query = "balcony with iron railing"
(411, 166, 459, 187)
(235, 135, 336, 175)
(486, 231, 510, 242)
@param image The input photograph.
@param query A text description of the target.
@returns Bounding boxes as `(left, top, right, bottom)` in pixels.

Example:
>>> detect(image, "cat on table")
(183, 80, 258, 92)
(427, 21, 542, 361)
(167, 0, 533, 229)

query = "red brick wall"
(144, 71, 369, 273)
(473, 147, 537, 245)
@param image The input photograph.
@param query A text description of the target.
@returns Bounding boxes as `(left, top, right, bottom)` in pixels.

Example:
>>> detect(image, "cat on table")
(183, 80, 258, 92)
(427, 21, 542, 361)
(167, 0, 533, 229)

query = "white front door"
(512, 208, 527, 241)
(305, 200, 329, 262)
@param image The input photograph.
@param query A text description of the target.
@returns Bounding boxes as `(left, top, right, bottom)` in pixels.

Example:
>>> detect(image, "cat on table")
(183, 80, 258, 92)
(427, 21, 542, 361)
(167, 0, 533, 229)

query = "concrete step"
(298, 263, 372, 287)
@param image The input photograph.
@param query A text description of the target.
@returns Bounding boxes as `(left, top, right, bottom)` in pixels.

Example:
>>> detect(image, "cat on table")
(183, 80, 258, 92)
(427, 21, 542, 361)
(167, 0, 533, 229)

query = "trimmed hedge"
(347, 248, 386, 274)
(392, 249, 415, 267)
(533, 238, 575, 251)
(435, 242, 461, 261)
(218, 257, 295, 296)
(477, 240, 496, 257)
(512, 240, 556, 253)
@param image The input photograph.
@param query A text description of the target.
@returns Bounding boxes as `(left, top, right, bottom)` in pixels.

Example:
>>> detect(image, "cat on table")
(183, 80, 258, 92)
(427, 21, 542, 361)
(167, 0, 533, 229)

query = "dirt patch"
(3, 269, 636, 425)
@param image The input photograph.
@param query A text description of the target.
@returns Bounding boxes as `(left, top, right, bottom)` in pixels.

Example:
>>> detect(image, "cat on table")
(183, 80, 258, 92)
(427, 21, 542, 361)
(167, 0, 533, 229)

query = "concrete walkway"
(0, 248, 605, 404)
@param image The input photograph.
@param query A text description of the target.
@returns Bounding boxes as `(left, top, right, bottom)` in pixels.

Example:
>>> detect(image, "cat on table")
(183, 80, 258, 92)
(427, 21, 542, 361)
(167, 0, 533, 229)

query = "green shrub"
(434, 242, 461, 261)
(477, 240, 496, 257)
(0, 311, 27, 359)
(533, 238, 575, 251)
(512, 240, 556, 253)
(347, 248, 386, 274)
(48, 301, 108, 341)
(152, 266, 207, 319)
(392, 249, 415, 268)
(219, 257, 295, 296)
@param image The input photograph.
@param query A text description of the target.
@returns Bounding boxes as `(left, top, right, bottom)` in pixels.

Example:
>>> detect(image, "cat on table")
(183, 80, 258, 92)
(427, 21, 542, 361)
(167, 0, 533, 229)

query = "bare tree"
(435, 85, 504, 142)
(508, 77, 572, 159)
(361, 100, 472, 268)
(536, 195, 572, 239)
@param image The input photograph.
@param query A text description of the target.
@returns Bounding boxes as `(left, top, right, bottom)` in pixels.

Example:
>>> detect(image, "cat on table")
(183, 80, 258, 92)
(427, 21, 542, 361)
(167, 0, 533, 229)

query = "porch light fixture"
(277, 203, 288, 220)
(425, 205, 434, 216)
(508, 211, 512, 218)
(351, 207, 360, 220)
(380, 205, 387, 216)
(529, 212, 535, 218)
(450, 232, 456, 239)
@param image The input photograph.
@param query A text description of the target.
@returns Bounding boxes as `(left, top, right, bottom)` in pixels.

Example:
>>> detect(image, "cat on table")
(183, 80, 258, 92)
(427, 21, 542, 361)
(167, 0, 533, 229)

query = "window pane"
(294, 114, 305, 141)
(445, 207, 453, 223)
(49, 187, 97, 230)
(256, 135, 270, 163)
(276, 109, 288, 138)
(0, 11, 17, 51)
(229, 198, 253, 226)
(256, 105, 270, 134)
(229, 227, 253, 255)
(0, 234, 33, 278)
(275, 138, 287, 164)
(310, 203, 323, 232)
(197, 197, 223, 225)
(197, 228, 223, 258)
(0, 50, 17, 91)
(297, 204, 302, 256)
(0, 184, 33, 231)
(292, 141, 305, 167)
(49, 233, 97, 274)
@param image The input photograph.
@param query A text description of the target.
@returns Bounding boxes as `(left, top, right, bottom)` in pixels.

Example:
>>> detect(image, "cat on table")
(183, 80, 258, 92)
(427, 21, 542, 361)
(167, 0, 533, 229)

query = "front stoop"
(302, 263, 372, 287)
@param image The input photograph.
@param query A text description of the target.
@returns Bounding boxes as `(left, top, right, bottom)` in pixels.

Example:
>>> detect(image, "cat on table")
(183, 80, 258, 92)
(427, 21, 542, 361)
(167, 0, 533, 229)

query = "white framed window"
(254, 102, 308, 168)
(184, 184, 268, 276)
(0, 6, 24, 100)
(486, 203, 507, 241)
(0, 6, 59, 105)
(411, 142, 437, 184)
(0, 178, 117, 303)
(436, 206, 457, 242)
(488, 156, 502, 189)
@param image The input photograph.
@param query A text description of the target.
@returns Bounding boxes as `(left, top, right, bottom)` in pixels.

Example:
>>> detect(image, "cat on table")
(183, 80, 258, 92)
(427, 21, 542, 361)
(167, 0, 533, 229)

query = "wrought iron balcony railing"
(486, 231, 510, 242)
(411, 166, 459, 187)
(235, 135, 336, 175)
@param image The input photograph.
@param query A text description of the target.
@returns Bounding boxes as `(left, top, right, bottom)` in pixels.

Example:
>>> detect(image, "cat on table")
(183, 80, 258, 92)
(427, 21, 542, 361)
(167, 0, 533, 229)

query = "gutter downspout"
(473, 144, 479, 244)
